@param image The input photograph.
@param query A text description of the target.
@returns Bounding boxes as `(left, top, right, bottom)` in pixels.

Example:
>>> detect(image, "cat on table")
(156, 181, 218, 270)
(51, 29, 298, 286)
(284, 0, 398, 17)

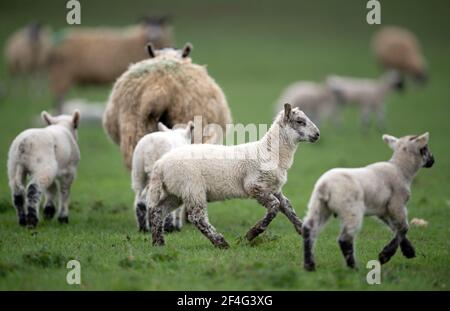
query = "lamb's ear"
(157, 122, 170, 132)
(147, 43, 155, 58)
(185, 121, 194, 138)
(41, 111, 54, 125)
(382, 134, 398, 150)
(182, 43, 193, 58)
(283, 103, 292, 122)
(414, 132, 429, 148)
(72, 109, 80, 129)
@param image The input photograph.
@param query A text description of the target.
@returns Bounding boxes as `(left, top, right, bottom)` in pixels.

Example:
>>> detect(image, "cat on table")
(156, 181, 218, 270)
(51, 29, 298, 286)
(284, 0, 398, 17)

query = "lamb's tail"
(303, 181, 331, 231)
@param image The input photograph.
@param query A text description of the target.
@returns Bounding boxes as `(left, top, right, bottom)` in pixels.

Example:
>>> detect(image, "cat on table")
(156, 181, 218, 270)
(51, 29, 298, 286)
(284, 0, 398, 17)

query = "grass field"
(0, 0, 449, 290)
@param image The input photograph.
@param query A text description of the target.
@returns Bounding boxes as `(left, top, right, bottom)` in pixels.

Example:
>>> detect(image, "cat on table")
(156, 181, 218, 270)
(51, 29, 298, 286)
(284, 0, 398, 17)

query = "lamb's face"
(282, 104, 320, 143)
(383, 133, 435, 168)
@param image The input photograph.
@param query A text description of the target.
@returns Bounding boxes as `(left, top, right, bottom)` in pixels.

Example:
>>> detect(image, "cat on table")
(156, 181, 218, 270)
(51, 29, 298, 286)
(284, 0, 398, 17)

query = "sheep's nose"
(309, 132, 320, 142)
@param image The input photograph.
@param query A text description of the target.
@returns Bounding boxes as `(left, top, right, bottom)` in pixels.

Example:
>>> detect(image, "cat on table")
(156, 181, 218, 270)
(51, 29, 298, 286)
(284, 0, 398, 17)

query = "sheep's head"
(41, 110, 81, 138)
(146, 42, 193, 62)
(383, 132, 434, 168)
(384, 70, 405, 92)
(157, 121, 194, 144)
(281, 103, 320, 143)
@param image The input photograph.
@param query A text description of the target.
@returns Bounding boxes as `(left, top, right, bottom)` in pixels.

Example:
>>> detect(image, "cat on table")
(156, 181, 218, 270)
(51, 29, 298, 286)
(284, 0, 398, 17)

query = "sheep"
(302, 132, 434, 271)
(371, 26, 428, 84)
(4, 22, 52, 76)
(326, 71, 404, 131)
(275, 81, 339, 127)
(147, 104, 320, 248)
(7, 110, 81, 228)
(49, 18, 173, 110)
(132, 121, 194, 233)
(103, 43, 232, 170)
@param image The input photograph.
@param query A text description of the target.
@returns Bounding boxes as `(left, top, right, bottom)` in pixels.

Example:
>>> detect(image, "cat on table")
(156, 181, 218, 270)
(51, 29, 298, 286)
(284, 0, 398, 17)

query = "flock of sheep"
(5, 19, 434, 271)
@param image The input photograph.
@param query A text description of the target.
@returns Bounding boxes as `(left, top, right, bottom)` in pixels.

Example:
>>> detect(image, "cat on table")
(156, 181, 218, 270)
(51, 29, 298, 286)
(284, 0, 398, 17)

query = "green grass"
(0, 0, 449, 290)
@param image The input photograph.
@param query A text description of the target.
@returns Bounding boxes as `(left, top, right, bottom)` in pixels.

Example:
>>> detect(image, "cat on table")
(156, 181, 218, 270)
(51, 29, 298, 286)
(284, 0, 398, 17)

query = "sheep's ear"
(382, 134, 398, 150)
(41, 111, 53, 125)
(283, 103, 292, 122)
(147, 43, 155, 58)
(182, 43, 193, 58)
(157, 122, 170, 132)
(72, 109, 80, 129)
(185, 121, 194, 138)
(413, 132, 429, 148)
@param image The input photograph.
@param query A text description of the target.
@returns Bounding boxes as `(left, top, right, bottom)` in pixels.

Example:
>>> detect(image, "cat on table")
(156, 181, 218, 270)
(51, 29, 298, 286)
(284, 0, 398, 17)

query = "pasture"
(0, 0, 448, 290)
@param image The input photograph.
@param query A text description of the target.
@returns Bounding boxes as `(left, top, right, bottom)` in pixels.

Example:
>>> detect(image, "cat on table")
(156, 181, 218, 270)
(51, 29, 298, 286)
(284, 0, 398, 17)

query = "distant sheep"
(326, 71, 403, 131)
(371, 26, 428, 83)
(4, 22, 52, 76)
(103, 43, 232, 169)
(275, 81, 338, 127)
(7, 110, 81, 228)
(147, 104, 319, 248)
(49, 19, 173, 110)
(132, 121, 194, 233)
(302, 133, 434, 271)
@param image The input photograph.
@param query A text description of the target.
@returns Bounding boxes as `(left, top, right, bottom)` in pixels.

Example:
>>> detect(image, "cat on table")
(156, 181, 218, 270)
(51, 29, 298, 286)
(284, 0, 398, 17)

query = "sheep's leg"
(43, 182, 58, 220)
(58, 173, 74, 224)
(246, 192, 280, 241)
(375, 104, 386, 131)
(338, 209, 363, 269)
(274, 193, 303, 235)
(164, 205, 185, 233)
(361, 104, 372, 132)
(187, 202, 229, 248)
(10, 166, 27, 226)
(135, 187, 149, 232)
(13, 191, 26, 226)
(25, 183, 42, 229)
(379, 212, 414, 263)
(149, 196, 179, 246)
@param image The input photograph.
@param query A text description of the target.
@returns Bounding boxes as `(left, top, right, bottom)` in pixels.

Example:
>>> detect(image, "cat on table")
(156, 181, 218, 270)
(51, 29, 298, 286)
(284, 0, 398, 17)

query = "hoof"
(304, 262, 316, 271)
(43, 205, 56, 220)
(152, 240, 165, 247)
(58, 216, 69, 224)
(214, 238, 230, 249)
(18, 215, 26, 226)
(401, 244, 416, 259)
(139, 226, 149, 233)
(378, 252, 391, 265)
(26, 214, 38, 229)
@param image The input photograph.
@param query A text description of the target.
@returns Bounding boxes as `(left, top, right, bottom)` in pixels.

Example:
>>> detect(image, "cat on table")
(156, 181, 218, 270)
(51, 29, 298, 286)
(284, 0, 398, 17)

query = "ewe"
(326, 71, 403, 131)
(7, 110, 81, 228)
(132, 121, 194, 232)
(371, 26, 428, 84)
(103, 43, 232, 169)
(302, 133, 434, 271)
(147, 104, 319, 248)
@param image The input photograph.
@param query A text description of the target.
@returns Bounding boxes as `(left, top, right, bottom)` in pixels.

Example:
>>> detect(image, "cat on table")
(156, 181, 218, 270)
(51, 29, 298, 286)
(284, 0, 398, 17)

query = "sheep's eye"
(296, 119, 306, 126)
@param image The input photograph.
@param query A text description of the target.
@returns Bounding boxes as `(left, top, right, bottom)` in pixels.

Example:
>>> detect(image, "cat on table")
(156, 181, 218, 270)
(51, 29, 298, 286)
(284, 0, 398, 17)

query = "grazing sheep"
(103, 43, 232, 169)
(371, 26, 428, 83)
(4, 22, 52, 76)
(147, 104, 319, 248)
(49, 19, 173, 110)
(7, 110, 81, 228)
(132, 121, 194, 233)
(275, 81, 338, 127)
(326, 71, 404, 131)
(302, 133, 434, 271)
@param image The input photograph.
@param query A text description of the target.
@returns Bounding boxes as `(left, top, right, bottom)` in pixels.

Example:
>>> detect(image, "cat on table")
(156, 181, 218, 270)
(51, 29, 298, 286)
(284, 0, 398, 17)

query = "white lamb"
(302, 132, 434, 271)
(147, 104, 320, 248)
(7, 110, 81, 228)
(326, 71, 404, 131)
(132, 121, 194, 233)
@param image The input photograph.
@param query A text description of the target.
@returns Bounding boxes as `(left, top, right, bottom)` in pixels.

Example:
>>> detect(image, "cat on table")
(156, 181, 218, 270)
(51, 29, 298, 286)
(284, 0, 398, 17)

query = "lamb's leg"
(164, 205, 185, 232)
(58, 173, 74, 224)
(379, 212, 414, 263)
(25, 183, 42, 229)
(10, 166, 26, 226)
(375, 104, 386, 131)
(338, 206, 363, 269)
(361, 104, 372, 132)
(187, 202, 229, 248)
(43, 182, 58, 220)
(149, 196, 179, 246)
(274, 193, 303, 235)
(246, 192, 280, 241)
(135, 187, 149, 232)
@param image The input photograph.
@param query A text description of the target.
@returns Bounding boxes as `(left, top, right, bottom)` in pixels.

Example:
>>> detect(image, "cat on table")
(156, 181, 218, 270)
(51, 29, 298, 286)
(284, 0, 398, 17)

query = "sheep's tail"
(303, 181, 331, 230)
